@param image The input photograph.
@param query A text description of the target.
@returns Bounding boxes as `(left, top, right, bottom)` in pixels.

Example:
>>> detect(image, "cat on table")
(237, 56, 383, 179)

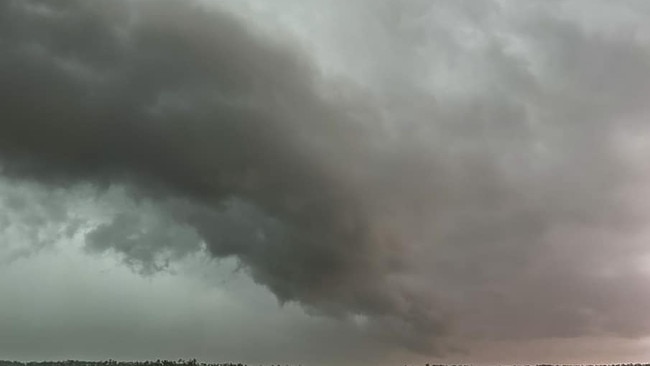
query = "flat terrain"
(2, 362, 650, 366)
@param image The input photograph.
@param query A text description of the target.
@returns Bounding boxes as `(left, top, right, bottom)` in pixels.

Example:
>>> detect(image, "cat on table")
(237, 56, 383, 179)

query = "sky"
(2, 0, 650, 365)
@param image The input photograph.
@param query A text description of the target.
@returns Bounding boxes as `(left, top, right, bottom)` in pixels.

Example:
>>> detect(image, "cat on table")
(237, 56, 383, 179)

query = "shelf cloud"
(2, 0, 650, 360)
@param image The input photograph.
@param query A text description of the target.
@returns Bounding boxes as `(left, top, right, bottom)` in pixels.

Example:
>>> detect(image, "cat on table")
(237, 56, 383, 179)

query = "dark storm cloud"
(0, 0, 446, 353)
(3, 0, 650, 357)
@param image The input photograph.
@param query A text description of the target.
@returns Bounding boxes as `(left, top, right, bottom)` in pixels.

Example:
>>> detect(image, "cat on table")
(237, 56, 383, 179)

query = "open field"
(2, 362, 650, 366)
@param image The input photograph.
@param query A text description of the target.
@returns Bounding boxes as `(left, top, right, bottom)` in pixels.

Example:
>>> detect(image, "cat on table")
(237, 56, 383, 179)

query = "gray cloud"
(0, 0, 447, 353)
(2, 0, 650, 358)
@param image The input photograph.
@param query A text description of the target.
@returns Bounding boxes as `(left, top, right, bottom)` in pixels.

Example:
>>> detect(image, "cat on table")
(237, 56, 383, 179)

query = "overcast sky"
(2, 1, 650, 365)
